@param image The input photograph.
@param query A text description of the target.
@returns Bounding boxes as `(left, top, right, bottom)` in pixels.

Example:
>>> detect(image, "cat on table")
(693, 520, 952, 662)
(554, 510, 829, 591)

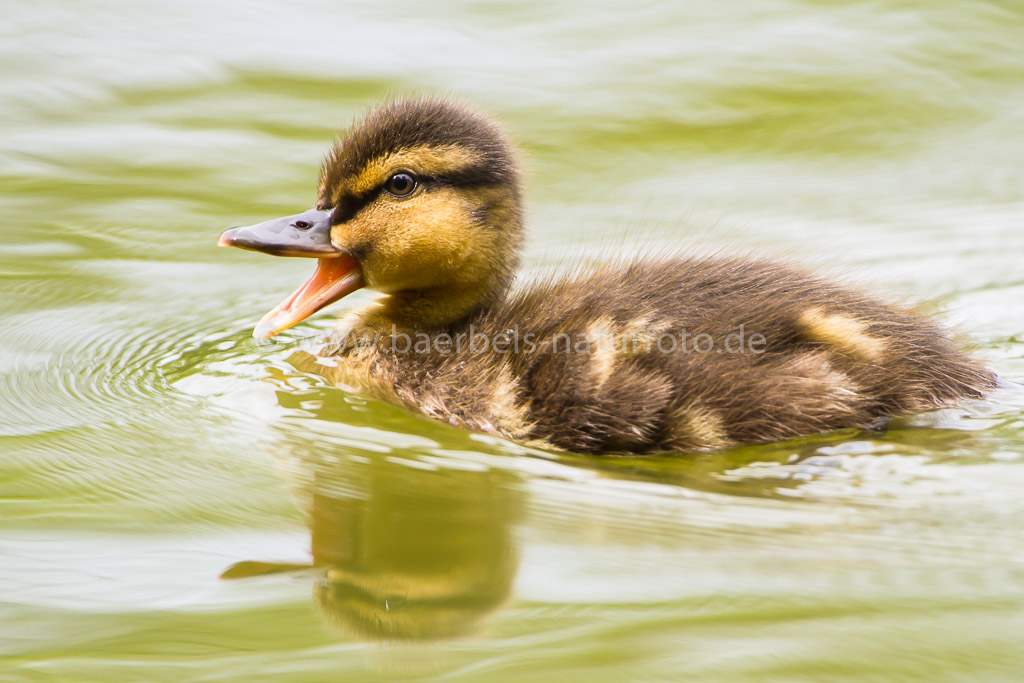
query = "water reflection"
(223, 389, 522, 641)
(308, 456, 519, 640)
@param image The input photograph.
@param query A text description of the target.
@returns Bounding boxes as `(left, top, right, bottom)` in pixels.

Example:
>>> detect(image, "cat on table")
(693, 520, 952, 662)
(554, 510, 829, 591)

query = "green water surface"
(3, 1, 1024, 681)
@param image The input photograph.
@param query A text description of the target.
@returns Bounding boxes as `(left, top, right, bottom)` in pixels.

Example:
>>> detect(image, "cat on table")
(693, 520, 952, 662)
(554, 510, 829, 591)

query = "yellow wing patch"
(798, 307, 886, 362)
(666, 400, 732, 450)
(586, 318, 618, 389)
(488, 364, 532, 440)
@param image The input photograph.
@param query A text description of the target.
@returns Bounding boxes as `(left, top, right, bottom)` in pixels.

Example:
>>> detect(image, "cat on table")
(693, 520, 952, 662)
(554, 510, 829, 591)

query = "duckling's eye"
(384, 172, 418, 197)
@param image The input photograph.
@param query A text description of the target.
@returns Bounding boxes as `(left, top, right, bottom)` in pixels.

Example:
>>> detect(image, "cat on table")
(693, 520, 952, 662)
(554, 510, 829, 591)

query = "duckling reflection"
(225, 432, 521, 641)
(311, 454, 520, 640)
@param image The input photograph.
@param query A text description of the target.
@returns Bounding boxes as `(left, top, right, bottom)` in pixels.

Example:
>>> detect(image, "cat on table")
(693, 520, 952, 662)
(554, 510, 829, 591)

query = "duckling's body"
(221, 98, 995, 454)
(311, 256, 992, 453)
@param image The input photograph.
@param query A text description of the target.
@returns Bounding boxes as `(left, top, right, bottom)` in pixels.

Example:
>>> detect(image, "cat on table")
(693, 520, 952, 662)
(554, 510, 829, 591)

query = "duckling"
(219, 97, 996, 454)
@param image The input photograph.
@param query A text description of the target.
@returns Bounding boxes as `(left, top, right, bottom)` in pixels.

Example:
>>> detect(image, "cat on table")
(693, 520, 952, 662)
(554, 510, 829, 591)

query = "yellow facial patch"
(339, 144, 486, 199)
(798, 307, 886, 362)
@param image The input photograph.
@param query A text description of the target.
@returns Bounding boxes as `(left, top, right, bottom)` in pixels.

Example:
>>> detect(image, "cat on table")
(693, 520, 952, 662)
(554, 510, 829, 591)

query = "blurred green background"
(2, 1, 1024, 680)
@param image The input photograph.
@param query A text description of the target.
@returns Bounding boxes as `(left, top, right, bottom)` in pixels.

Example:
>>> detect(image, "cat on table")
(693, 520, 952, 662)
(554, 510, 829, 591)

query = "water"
(2, 1, 1024, 680)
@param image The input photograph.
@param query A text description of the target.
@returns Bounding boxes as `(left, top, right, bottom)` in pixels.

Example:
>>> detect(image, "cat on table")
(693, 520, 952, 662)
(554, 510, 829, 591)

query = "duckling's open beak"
(218, 209, 364, 339)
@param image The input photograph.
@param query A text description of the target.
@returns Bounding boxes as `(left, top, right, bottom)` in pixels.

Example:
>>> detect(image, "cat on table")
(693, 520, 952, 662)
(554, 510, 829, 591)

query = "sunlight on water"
(2, 0, 1024, 680)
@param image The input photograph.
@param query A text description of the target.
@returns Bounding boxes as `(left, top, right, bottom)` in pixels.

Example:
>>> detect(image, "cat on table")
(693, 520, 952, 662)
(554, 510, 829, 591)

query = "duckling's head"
(219, 97, 523, 337)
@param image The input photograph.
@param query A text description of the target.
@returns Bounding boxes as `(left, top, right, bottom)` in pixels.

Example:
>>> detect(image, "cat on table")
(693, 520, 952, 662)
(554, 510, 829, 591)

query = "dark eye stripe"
(330, 162, 504, 224)
(432, 163, 506, 188)
(331, 186, 384, 224)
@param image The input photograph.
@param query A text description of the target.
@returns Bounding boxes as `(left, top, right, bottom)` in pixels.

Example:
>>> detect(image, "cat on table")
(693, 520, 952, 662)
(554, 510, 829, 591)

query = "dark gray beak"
(218, 208, 337, 257)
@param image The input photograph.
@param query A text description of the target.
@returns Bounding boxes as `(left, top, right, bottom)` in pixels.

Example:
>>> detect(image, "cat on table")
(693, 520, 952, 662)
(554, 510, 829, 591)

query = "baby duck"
(219, 98, 995, 454)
